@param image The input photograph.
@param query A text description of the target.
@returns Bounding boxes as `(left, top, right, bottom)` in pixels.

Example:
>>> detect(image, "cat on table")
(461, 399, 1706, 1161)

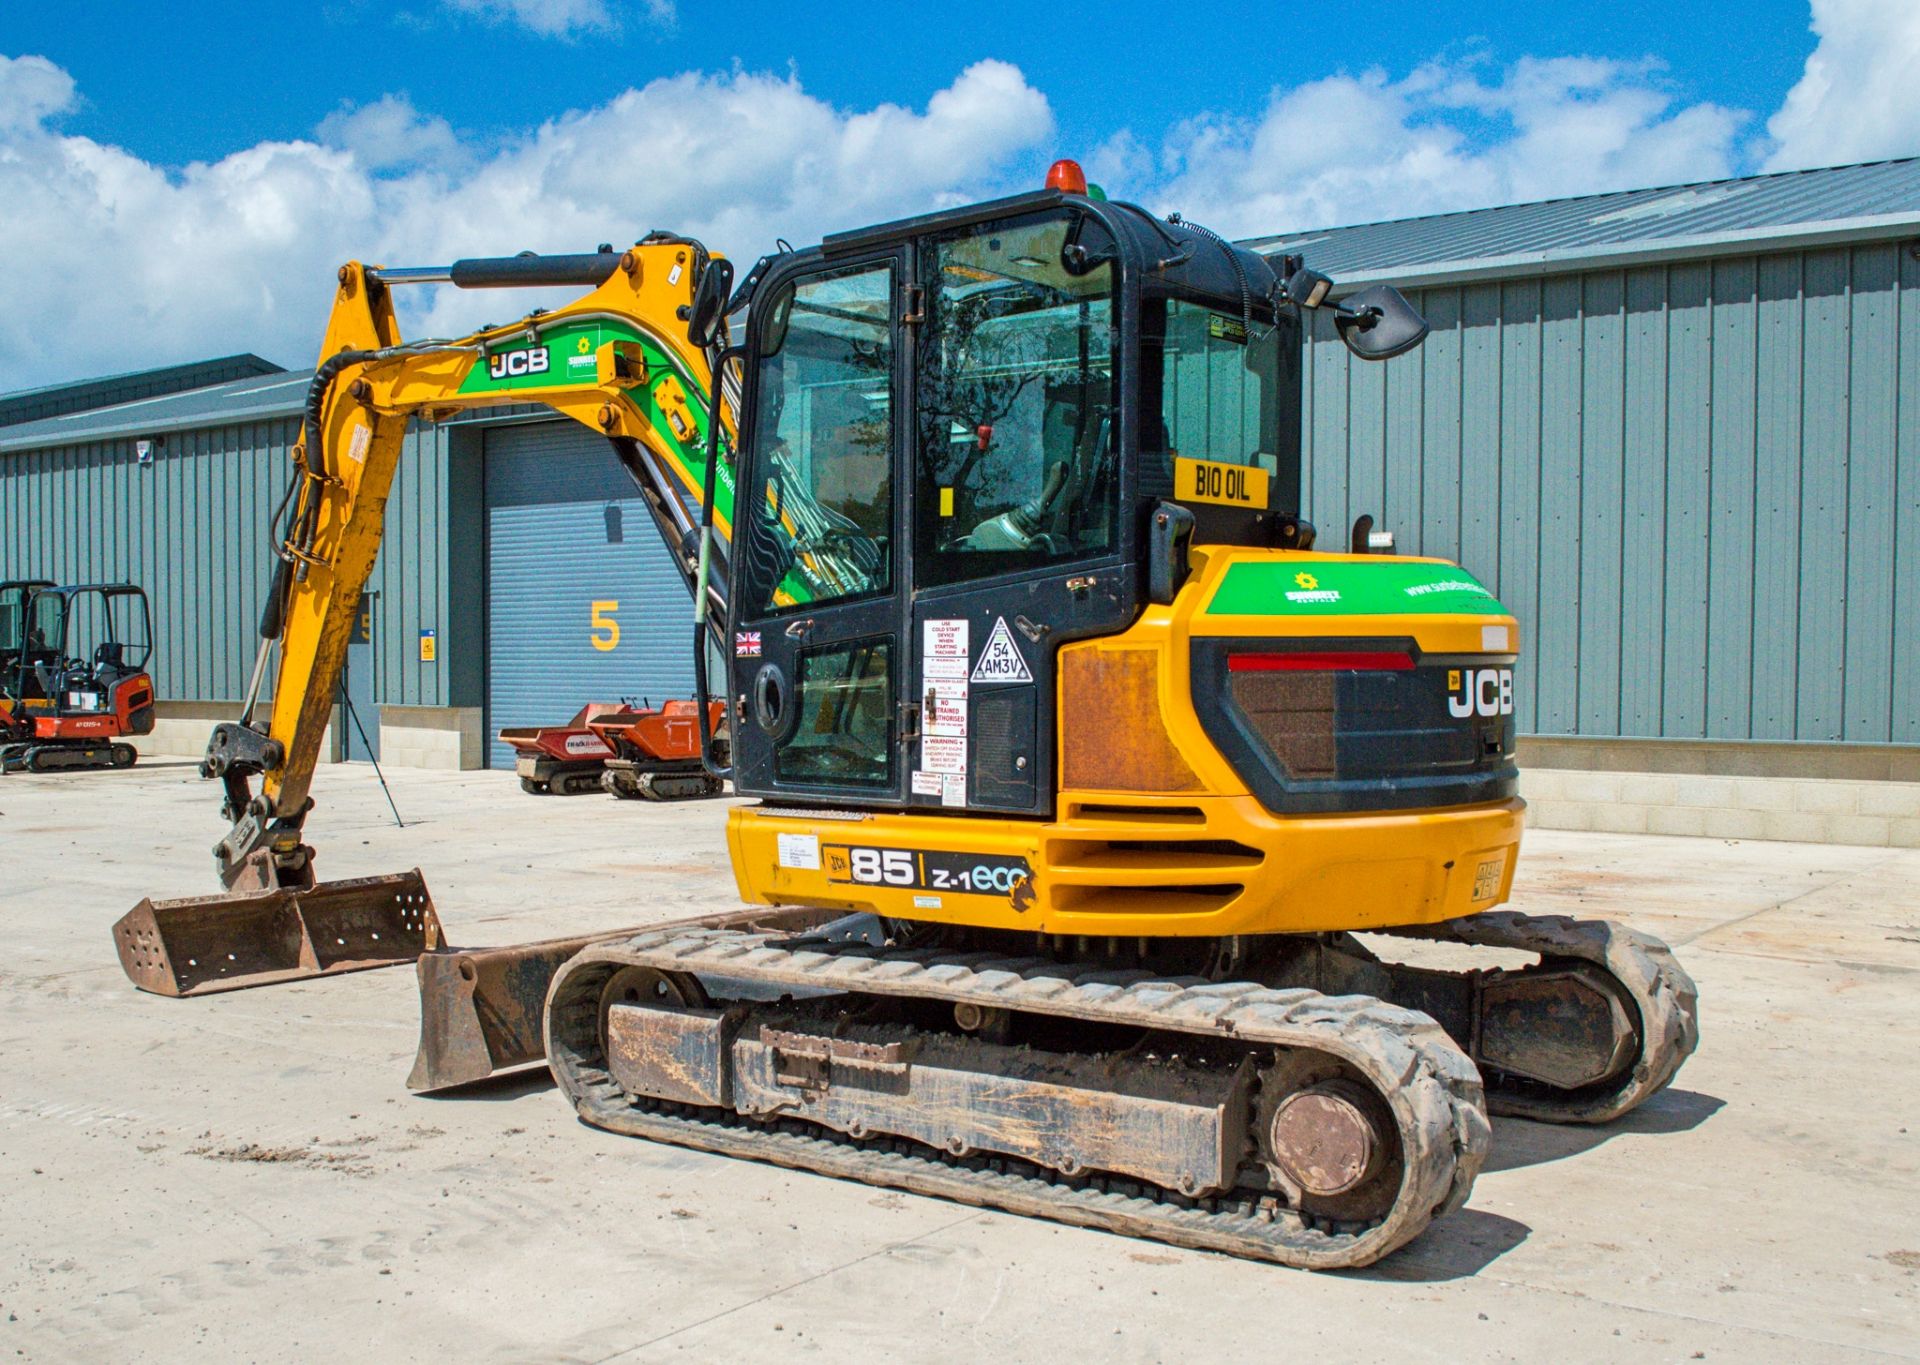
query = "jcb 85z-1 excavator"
(113, 162, 1696, 1269)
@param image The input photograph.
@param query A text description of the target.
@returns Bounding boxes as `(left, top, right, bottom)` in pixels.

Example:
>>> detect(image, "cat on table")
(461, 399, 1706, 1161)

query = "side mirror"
(686, 257, 735, 348)
(1335, 285, 1429, 361)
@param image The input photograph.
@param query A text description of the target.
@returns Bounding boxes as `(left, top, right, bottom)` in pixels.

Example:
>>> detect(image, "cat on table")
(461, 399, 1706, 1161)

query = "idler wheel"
(1268, 1079, 1384, 1197)
(597, 965, 708, 1051)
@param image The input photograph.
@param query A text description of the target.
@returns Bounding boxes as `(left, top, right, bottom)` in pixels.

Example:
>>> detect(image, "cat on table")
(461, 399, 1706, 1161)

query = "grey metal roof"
(0, 354, 284, 429)
(1244, 157, 1920, 289)
(0, 368, 309, 454)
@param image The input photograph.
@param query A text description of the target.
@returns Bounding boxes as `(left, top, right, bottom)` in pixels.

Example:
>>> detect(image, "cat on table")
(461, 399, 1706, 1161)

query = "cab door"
(906, 207, 1131, 814)
(728, 251, 910, 806)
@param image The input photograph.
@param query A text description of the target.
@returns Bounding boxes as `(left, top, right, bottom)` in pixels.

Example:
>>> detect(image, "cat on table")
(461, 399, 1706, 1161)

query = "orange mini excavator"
(2, 582, 157, 773)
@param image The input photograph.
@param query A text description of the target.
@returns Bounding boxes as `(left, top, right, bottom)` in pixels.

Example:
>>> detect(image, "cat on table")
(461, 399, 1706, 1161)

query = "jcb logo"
(1447, 667, 1513, 719)
(488, 347, 551, 380)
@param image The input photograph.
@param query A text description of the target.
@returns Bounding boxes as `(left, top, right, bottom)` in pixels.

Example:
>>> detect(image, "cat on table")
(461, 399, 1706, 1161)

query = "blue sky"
(5, 1, 1816, 175)
(2, 0, 1917, 386)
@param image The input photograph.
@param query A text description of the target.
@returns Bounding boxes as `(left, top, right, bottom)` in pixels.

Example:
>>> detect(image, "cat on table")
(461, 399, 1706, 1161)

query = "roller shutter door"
(484, 421, 693, 769)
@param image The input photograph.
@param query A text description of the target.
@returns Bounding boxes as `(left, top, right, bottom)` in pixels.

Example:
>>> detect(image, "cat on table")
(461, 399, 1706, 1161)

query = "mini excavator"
(114, 162, 1696, 1269)
(2, 581, 157, 772)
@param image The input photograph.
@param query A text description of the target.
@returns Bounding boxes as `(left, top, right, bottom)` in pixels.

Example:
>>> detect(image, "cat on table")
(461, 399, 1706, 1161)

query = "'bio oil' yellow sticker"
(1175, 456, 1269, 509)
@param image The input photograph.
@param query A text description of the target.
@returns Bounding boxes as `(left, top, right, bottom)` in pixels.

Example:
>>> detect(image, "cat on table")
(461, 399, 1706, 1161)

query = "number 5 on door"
(590, 600, 620, 651)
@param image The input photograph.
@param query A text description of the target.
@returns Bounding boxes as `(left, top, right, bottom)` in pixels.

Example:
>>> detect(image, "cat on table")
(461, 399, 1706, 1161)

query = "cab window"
(1138, 297, 1284, 502)
(915, 213, 1117, 586)
(742, 262, 895, 616)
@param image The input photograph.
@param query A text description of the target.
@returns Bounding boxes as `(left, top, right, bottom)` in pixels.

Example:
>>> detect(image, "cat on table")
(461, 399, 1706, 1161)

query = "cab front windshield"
(26, 593, 65, 659)
(1139, 295, 1285, 502)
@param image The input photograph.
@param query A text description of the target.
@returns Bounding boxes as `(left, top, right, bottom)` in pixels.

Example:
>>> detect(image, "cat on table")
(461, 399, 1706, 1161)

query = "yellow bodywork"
(729, 545, 1526, 937)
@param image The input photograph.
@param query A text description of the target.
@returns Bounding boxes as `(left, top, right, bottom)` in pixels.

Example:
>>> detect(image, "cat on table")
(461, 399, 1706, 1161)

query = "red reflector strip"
(1228, 651, 1415, 672)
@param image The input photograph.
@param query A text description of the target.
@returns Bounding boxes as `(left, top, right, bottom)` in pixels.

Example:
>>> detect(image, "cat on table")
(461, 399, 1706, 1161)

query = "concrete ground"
(1, 761, 1916, 1363)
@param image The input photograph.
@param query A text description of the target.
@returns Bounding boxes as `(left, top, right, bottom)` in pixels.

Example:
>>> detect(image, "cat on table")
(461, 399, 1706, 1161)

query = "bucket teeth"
(112, 869, 440, 997)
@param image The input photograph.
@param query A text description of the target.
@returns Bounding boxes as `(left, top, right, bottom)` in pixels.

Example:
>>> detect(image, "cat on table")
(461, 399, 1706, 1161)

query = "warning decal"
(969, 617, 1033, 685)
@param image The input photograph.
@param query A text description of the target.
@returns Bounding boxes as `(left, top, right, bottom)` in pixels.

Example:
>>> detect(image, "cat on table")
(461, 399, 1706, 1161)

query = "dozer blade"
(408, 904, 838, 1092)
(114, 870, 441, 997)
(408, 929, 632, 1092)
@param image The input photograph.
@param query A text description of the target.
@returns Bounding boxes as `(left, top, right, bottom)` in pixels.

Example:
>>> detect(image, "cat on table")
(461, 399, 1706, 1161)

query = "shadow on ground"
(414, 1065, 557, 1103)
(1483, 1088, 1724, 1174)
(1352, 1207, 1533, 1282)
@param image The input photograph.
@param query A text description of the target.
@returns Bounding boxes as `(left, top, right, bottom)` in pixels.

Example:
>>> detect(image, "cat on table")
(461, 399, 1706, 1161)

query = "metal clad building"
(0, 354, 282, 429)
(1250, 158, 1920, 748)
(0, 373, 460, 713)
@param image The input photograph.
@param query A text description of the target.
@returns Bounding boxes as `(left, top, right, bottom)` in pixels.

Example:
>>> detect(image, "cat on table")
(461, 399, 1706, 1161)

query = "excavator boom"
(116, 235, 747, 992)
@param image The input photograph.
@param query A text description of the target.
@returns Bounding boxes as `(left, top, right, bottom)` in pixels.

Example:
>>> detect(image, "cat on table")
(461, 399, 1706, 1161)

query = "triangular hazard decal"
(970, 616, 1033, 684)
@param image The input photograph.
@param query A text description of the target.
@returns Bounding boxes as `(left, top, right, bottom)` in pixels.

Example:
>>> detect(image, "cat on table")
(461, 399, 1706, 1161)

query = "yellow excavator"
(113, 162, 1696, 1269)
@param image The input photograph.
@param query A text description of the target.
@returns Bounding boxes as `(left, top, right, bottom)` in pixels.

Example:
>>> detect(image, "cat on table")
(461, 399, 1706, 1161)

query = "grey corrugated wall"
(0, 420, 454, 708)
(1302, 241, 1920, 744)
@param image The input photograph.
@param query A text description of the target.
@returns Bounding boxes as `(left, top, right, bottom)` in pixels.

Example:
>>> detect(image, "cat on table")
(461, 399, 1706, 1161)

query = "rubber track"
(547, 928, 1492, 1270)
(1382, 912, 1699, 1124)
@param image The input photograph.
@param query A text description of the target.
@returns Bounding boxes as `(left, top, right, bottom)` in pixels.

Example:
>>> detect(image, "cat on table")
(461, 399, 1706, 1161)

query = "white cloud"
(1764, 0, 1920, 170)
(317, 95, 463, 172)
(1139, 55, 1747, 237)
(438, 0, 675, 39)
(0, 52, 75, 131)
(0, 58, 1050, 386)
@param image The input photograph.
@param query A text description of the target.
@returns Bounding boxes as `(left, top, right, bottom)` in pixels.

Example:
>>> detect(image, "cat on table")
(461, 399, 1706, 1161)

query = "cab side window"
(743, 263, 895, 616)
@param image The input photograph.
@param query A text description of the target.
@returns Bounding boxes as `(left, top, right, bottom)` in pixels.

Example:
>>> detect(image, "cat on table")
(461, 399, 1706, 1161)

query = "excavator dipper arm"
(201, 240, 733, 895)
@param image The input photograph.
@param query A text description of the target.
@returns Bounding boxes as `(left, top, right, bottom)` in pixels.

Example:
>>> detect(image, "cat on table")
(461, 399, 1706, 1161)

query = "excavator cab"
(0, 579, 54, 686)
(724, 191, 1312, 815)
(0, 578, 55, 743)
(712, 186, 1530, 946)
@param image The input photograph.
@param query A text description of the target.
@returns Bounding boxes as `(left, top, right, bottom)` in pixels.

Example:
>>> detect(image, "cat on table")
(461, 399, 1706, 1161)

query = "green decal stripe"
(453, 318, 736, 536)
(1205, 560, 1509, 617)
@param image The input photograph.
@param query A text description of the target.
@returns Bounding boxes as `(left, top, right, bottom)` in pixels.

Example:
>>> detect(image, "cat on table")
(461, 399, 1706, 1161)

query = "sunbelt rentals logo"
(1285, 570, 1341, 605)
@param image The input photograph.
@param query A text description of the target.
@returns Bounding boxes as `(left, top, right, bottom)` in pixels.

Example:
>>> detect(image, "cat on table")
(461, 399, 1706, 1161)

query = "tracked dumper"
(122, 162, 1696, 1269)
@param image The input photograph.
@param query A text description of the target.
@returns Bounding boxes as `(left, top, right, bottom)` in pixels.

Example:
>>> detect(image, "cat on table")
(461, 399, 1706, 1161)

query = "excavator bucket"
(407, 904, 837, 1092)
(114, 870, 441, 997)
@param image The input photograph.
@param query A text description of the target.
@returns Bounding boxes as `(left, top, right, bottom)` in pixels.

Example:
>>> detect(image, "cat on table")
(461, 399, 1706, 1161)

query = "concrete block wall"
(1519, 737, 1920, 848)
(130, 700, 338, 765)
(378, 706, 484, 770)
(128, 699, 484, 770)
(1520, 767, 1920, 847)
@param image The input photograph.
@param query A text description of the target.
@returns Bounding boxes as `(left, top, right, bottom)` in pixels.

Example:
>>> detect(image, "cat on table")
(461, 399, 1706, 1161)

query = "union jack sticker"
(735, 630, 762, 657)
